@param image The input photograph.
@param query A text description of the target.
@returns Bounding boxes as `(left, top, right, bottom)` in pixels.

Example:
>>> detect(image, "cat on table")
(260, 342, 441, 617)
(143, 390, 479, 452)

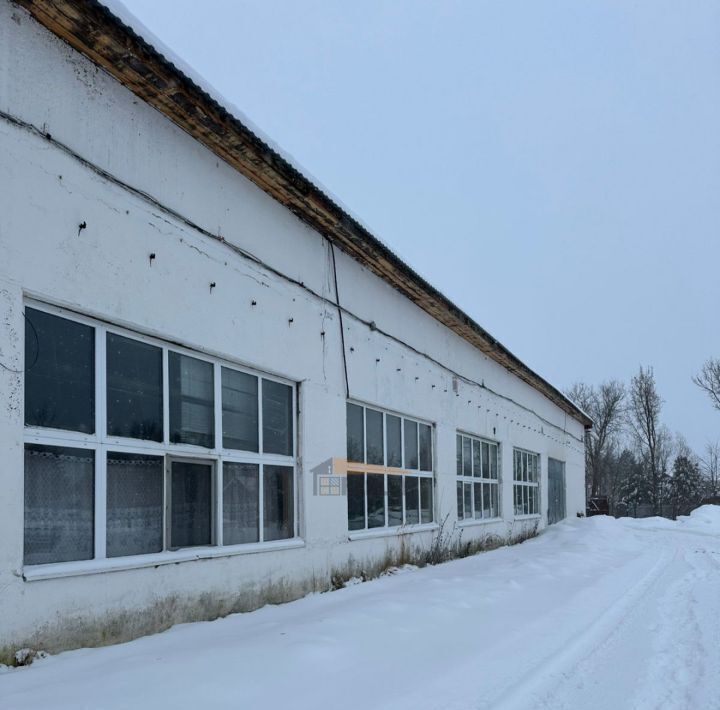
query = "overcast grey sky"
(120, 0, 720, 452)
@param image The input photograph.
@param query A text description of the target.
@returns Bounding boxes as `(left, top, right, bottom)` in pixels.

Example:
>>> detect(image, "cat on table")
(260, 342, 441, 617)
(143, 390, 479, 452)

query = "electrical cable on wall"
(330, 242, 350, 400)
(0, 311, 39, 374)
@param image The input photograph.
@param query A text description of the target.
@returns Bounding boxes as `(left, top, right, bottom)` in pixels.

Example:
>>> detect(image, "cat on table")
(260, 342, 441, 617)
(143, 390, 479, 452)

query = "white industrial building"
(0, 0, 591, 659)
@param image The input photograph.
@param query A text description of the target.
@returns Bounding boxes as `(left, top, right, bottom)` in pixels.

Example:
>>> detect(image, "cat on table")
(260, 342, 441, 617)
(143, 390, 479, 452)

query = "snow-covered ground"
(2, 508, 719, 710)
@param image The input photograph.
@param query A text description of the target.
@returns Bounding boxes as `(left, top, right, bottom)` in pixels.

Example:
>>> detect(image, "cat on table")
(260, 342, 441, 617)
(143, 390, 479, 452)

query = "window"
(345, 403, 433, 531)
(23, 304, 297, 567)
(456, 434, 500, 521)
(513, 449, 540, 516)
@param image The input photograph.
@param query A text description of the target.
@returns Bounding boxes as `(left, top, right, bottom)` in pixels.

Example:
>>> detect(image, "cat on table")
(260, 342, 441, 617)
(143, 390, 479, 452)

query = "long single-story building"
(0, 0, 591, 659)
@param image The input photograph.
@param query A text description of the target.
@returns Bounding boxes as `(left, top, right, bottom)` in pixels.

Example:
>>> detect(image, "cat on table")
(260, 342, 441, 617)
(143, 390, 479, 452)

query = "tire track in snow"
(632, 539, 720, 710)
(486, 545, 674, 710)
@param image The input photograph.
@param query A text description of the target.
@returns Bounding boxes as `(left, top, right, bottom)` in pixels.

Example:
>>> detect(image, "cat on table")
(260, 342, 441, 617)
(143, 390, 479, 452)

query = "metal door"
(547, 458, 566, 525)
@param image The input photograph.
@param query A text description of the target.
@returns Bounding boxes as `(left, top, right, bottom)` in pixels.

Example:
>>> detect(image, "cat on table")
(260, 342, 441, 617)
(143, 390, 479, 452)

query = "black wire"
(0, 310, 39, 374)
(330, 243, 350, 400)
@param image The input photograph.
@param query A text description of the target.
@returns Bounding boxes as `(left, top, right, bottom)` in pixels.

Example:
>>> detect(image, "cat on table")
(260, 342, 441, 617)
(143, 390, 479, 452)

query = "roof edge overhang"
(15, 0, 593, 430)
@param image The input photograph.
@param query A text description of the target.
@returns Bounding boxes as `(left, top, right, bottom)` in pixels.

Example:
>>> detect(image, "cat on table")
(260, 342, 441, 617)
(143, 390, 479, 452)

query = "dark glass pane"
(462, 437, 472, 476)
(404, 420, 418, 470)
(106, 333, 162, 441)
(367, 473, 385, 528)
(514, 485, 522, 515)
(482, 442, 490, 480)
(24, 444, 94, 565)
(456, 481, 464, 518)
(170, 461, 212, 548)
(456, 435, 462, 476)
(472, 439, 482, 478)
(482, 483, 492, 518)
(474, 482, 482, 519)
(346, 403, 364, 463)
(223, 462, 259, 544)
(263, 465, 294, 541)
(463, 482, 472, 518)
(222, 368, 258, 452)
(514, 450, 522, 481)
(419, 424, 432, 471)
(386, 415, 402, 468)
(169, 352, 214, 448)
(405, 476, 419, 524)
(366, 409, 384, 465)
(25, 308, 94, 433)
(388, 475, 403, 526)
(490, 444, 499, 479)
(106, 452, 163, 557)
(420, 477, 433, 523)
(347, 473, 365, 530)
(491, 484, 500, 517)
(262, 380, 293, 456)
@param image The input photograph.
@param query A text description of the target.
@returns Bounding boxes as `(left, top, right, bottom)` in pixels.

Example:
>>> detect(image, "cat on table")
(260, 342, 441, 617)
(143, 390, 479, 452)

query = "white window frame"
(22, 300, 300, 578)
(455, 432, 502, 524)
(346, 401, 434, 533)
(512, 447, 541, 519)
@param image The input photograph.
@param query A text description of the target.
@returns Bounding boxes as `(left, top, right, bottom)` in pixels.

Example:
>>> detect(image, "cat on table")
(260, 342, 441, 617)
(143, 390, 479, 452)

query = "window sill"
(22, 538, 305, 581)
(457, 517, 504, 528)
(348, 523, 439, 541)
(513, 514, 541, 521)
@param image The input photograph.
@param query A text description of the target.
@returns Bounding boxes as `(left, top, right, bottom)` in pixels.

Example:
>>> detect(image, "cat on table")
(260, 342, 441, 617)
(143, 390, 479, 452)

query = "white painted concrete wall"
(0, 1, 586, 657)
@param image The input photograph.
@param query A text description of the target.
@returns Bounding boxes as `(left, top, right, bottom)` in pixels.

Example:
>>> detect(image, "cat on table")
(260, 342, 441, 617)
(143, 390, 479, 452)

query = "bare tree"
(567, 380, 625, 499)
(700, 441, 720, 496)
(693, 358, 720, 411)
(627, 366, 665, 515)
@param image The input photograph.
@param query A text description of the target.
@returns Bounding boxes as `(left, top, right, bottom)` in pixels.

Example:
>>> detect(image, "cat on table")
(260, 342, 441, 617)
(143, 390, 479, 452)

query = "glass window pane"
(223, 462, 259, 545)
(106, 452, 163, 557)
(388, 475, 403, 526)
(462, 437, 472, 476)
(514, 450, 521, 480)
(482, 483, 492, 518)
(473, 482, 482, 519)
(420, 477, 433, 523)
(222, 368, 258, 452)
(346, 403, 364, 463)
(405, 476, 419, 524)
(492, 484, 500, 518)
(404, 420, 418, 470)
(107, 334, 163, 441)
(386, 415, 402, 468)
(262, 380, 293, 456)
(347, 473, 366, 530)
(490, 445, 499, 479)
(263, 465, 294, 541)
(523, 486, 530, 515)
(531, 455, 538, 482)
(367, 473, 385, 528)
(514, 485, 521, 515)
(419, 424, 432, 472)
(169, 352, 214, 448)
(170, 461, 212, 548)
(24, 444, 94, 565)
(456, 435, 462, 476)
(482, 443, 490, 479)
(25, 308, 95, 433)
(366, 409, 384, 465)
(456, 481, 464, 518)
(472, 439, 482, 478)
(463, 482, 472, 518)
